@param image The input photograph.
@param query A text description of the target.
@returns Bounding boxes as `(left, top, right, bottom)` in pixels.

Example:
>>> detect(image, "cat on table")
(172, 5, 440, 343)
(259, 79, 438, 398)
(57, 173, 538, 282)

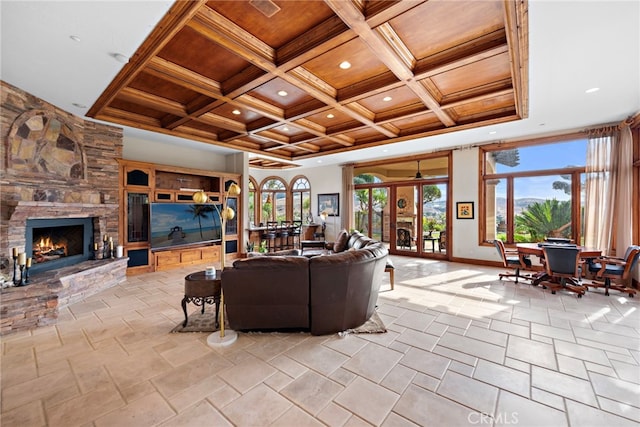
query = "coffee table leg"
(181, 296, 188, 327)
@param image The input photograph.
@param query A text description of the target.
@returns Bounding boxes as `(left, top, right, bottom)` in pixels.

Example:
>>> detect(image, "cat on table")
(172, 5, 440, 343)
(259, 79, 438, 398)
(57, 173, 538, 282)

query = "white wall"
(452, 147, 499, 263)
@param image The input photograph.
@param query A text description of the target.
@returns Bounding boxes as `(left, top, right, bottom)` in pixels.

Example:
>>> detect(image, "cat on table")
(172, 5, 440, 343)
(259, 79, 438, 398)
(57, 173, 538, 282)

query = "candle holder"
(15, 264, 25, 287)
(24, 265, 30, 285)
(12, 253, 18, 284)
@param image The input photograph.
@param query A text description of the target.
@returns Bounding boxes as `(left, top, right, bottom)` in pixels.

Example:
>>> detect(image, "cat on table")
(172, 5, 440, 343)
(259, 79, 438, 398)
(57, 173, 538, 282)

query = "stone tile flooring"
(1, 256, 639, 426)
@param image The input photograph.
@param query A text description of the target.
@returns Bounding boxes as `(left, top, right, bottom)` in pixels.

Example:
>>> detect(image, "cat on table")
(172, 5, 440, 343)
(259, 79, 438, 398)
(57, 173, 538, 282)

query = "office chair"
(541, 245, 586, 297)
(493, 239, 533, 284)
(587, 245, 639, 297)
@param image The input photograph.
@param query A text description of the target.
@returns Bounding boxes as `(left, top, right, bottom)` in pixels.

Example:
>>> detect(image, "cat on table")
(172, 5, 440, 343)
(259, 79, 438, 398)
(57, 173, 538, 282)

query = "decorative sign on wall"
(456, 202, 474, 219)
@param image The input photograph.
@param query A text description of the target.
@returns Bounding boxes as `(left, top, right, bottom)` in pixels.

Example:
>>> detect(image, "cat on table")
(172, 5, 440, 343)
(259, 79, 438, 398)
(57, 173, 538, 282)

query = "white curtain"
(583, 124, 633, 256)
(584, 129, 617, 254)
(616, 123, 633, 254)
(342, 164, 354, 231)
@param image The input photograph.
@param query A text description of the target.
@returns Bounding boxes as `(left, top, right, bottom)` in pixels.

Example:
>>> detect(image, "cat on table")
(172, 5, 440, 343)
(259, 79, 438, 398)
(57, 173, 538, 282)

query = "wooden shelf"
(118, 159, 241, 274)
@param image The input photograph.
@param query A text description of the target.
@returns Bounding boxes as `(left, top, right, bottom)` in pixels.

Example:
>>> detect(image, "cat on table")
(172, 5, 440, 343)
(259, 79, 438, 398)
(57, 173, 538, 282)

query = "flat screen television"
(150, 203, 221, 249)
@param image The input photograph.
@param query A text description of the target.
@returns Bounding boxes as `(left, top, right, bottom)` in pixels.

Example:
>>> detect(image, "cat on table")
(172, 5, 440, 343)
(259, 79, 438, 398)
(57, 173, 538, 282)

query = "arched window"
(260, 177, 287, 223)
(290, 176, 311, 223)
(248, 176, 258, 226)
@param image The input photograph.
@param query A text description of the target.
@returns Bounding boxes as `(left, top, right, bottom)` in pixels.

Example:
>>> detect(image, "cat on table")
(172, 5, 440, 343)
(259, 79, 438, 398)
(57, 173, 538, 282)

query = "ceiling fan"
(414, 160, 423, 179)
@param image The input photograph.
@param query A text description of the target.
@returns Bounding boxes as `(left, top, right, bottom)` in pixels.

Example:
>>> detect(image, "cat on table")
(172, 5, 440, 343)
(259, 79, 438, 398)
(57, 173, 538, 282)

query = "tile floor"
(1, 256, 639, 426)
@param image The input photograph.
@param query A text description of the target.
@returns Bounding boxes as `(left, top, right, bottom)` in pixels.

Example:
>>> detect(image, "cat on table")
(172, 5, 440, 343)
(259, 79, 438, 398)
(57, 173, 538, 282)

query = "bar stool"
(279, 220, 292, 249)
(261, 221, 278, 252)
(291, 220, 302, 248)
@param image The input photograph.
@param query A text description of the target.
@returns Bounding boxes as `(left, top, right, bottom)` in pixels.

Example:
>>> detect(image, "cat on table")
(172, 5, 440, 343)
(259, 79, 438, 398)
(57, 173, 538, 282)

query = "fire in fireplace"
(26, 218, 94, 275)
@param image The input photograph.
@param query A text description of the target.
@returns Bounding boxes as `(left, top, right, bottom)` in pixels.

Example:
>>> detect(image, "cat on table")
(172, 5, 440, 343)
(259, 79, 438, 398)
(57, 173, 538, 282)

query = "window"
(248, 177, 257, 226)
(260, 177, 287, 223)
(290, 176, 311, 223)
(482, 138, 587, 244)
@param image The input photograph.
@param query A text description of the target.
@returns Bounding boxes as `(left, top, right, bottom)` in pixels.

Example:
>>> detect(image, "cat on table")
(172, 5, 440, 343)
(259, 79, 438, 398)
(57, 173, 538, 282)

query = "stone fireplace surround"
(1, 81, 125, 335)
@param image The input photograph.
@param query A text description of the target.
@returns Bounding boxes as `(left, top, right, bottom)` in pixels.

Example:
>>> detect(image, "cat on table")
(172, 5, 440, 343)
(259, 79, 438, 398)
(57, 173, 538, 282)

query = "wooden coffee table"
(182, 270, 221, 327)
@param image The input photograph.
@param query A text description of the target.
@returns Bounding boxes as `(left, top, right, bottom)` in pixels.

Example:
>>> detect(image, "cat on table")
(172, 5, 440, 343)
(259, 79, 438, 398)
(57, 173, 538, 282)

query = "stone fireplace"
(27, 217, 93, 274)
(1, 81, 125, 335)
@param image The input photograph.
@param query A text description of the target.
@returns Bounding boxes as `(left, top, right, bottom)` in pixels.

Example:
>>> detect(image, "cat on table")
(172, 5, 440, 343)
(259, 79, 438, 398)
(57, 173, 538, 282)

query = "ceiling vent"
(250, 0, 281, 18)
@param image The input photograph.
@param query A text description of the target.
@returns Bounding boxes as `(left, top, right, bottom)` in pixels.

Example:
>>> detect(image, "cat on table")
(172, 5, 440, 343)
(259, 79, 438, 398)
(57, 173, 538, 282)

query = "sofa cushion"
(352, 236, 375, 249)
(247, 249, 301, 258)
(347, 231, 364, 248)
(333, 229, 350, 253)
(232, 255, 308, 269)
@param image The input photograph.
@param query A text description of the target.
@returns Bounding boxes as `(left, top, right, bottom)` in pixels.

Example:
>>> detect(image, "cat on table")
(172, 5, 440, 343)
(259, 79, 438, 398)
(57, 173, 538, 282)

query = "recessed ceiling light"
(326, 113, 334, 119)
(277, 90, 288, 97)
(111, 53, 129, 63)
(232, 109, 241, 115)
(317, 160, 322, 163)
(69, 35, 81, 42)
(585, 87, 600, 94)
(383, 149, 388, 153)
(489, 131, 497, 135)
(283, 126, 289, 132)
(72, 103, 86, 109)
(382, 96, 392, 102)
(339, 61, 351, 70)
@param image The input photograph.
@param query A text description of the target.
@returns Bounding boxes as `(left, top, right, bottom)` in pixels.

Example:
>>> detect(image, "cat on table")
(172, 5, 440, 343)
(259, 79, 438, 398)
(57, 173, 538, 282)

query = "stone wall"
(0, 80, 122, 273)
(0, 81, 126, 335)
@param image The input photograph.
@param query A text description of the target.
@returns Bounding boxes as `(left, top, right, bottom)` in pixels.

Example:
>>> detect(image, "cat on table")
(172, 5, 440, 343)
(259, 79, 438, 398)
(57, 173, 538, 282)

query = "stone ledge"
(0, 258, 128, 335)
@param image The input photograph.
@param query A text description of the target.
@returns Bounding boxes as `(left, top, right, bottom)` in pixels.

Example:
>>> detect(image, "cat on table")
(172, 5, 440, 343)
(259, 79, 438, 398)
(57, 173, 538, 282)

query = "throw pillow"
(333, 229, 350, 252)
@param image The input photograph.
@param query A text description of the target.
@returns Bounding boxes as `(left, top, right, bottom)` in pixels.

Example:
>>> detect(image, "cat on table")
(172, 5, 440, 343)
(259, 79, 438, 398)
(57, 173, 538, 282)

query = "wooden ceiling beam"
(118, 87, 187, 118)
(326, 0, 456, 127)
(87, 0, 207, 118)
(187, 3, 396, 139)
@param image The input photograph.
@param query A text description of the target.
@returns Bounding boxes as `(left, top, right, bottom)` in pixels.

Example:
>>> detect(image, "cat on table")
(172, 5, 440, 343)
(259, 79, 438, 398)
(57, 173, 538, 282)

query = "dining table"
(516, 243, 602, 286)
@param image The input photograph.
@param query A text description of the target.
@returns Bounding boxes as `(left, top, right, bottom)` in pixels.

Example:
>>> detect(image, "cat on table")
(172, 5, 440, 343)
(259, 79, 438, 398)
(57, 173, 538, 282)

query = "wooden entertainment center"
(118, 159, 241, 274)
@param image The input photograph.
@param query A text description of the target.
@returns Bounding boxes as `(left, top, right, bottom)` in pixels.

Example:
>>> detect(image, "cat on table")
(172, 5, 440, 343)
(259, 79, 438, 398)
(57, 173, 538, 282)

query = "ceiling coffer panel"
(88, 0, 528, 163)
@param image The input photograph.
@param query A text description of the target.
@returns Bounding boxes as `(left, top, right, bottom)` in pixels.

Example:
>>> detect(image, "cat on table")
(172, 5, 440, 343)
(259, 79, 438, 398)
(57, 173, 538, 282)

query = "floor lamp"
(192, 182, 241, 347)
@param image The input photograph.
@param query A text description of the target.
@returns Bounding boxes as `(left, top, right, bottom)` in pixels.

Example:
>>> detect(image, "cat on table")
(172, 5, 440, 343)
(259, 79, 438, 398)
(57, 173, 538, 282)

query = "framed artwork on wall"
(318, 193, 339, 216)
(456, 201, 474, 219)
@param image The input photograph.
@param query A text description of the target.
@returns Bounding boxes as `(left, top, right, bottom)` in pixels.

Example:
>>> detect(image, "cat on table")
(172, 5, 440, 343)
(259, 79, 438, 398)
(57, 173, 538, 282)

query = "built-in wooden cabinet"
(118, 159, 241, 274)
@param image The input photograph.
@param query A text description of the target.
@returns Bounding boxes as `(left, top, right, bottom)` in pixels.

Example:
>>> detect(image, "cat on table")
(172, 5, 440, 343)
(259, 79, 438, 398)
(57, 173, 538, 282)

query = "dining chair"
(587, 245, 639, 297)
(438, 229, 446, 252)
(493, 239, 533, 284)
(397, 228, 414, 250)
(541, 245, 586, 297)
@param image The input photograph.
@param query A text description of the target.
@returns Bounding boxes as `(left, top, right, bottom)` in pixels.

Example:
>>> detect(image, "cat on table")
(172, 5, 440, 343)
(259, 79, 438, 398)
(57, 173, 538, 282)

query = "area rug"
(170, 311, 222, 333)
(343, 311, 387, 335)
(171, 311, 386, 334)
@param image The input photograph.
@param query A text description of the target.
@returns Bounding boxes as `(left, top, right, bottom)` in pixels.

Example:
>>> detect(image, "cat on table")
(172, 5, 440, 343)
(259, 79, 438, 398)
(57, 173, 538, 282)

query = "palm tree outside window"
(482, 138, 587, 244)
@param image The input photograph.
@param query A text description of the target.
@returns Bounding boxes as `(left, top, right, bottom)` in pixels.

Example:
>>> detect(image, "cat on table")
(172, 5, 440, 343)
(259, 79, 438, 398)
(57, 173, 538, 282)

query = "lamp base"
(207, 329, 238, 347)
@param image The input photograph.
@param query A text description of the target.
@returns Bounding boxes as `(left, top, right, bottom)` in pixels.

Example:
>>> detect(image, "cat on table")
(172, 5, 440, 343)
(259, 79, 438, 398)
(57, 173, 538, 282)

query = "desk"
(183, 270, 221, 327)
(516, 243, 601, 259)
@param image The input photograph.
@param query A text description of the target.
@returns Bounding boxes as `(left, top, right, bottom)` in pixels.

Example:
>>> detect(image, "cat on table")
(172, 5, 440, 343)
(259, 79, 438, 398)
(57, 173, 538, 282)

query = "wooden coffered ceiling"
(88, 0, 528, 162)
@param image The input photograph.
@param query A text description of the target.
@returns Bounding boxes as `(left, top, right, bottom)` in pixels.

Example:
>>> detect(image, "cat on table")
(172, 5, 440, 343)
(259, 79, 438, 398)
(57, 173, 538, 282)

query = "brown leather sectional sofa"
(222, 231, 388, 335)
